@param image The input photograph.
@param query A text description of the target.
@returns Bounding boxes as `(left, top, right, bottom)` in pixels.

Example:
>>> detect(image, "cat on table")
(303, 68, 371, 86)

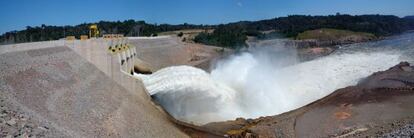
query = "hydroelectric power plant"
(2, 30, 414, 137)
(3, 0, 414, 136)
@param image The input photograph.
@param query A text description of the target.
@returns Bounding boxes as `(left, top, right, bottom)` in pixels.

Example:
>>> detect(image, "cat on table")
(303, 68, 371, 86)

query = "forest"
(1, 14, 414, 48)
(0, 20, 211, 44)
(194, 14, 414, 48)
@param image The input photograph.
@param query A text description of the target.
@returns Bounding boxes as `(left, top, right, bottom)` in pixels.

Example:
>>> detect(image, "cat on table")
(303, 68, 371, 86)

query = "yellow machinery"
(107, 34, 129, 55)
(89, 24, 100, 38)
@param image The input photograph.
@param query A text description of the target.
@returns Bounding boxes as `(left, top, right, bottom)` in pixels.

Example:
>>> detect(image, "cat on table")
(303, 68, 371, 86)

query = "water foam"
(136, 50, 401, 125)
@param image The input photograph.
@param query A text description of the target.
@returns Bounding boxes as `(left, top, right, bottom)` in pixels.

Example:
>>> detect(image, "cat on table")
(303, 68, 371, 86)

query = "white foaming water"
(135, 49, 401, 125)
(136, 66, 240, 124)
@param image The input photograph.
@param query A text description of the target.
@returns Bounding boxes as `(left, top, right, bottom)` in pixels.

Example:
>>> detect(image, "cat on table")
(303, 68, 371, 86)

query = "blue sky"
(0, 0, 413, 34)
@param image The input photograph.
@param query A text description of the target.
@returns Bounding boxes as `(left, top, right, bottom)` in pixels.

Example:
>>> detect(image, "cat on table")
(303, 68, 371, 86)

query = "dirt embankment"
(288, 28, 379, 61)
(251, 28, 377, 61)
(129, 36, 228, 72)
(295, 28, 377, 48)
(181, 40, 232, 71)
(246, 38, 335, 62)
(190, 62, 414, 138)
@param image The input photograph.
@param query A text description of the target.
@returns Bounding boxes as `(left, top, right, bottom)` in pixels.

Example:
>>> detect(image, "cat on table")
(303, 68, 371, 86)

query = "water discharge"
(135, 43, 405, 125)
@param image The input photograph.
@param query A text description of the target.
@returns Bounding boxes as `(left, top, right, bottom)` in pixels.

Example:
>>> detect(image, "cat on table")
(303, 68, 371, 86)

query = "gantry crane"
(89, 24, 100, 38)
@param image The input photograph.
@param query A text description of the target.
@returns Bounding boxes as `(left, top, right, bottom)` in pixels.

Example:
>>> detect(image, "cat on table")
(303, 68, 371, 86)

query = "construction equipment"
(89, 24, 100, 38)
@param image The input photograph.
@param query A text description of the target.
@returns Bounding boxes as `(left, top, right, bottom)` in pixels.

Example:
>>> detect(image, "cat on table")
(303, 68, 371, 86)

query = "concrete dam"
(0, 36, 198, 137)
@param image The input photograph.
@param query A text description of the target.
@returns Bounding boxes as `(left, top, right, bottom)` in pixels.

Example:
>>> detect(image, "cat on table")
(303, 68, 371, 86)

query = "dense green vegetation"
(0, 20, 211, 44)
(1, 14, 414, 48)
(194, 25, 248, 49)
(405, 16, 414, 30)
(255, 14, 413, 37)
(195, 14, 414, 48)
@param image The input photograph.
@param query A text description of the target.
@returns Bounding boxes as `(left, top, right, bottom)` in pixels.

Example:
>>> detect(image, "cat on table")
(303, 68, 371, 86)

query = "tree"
(177, 32, 184, 37)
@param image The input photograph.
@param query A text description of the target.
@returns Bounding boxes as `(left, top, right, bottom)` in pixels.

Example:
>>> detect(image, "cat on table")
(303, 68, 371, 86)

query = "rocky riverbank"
(191, 62, 414, 137)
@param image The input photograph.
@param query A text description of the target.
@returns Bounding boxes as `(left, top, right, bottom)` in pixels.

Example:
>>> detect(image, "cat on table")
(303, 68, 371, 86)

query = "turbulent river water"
(135, 33, 414, 125)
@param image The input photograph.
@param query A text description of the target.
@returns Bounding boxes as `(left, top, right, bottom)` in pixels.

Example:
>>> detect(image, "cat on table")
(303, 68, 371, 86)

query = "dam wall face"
(0, 40, 65, 55)
(0, 40, 188, 137)
(129, 36, 191, 71)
